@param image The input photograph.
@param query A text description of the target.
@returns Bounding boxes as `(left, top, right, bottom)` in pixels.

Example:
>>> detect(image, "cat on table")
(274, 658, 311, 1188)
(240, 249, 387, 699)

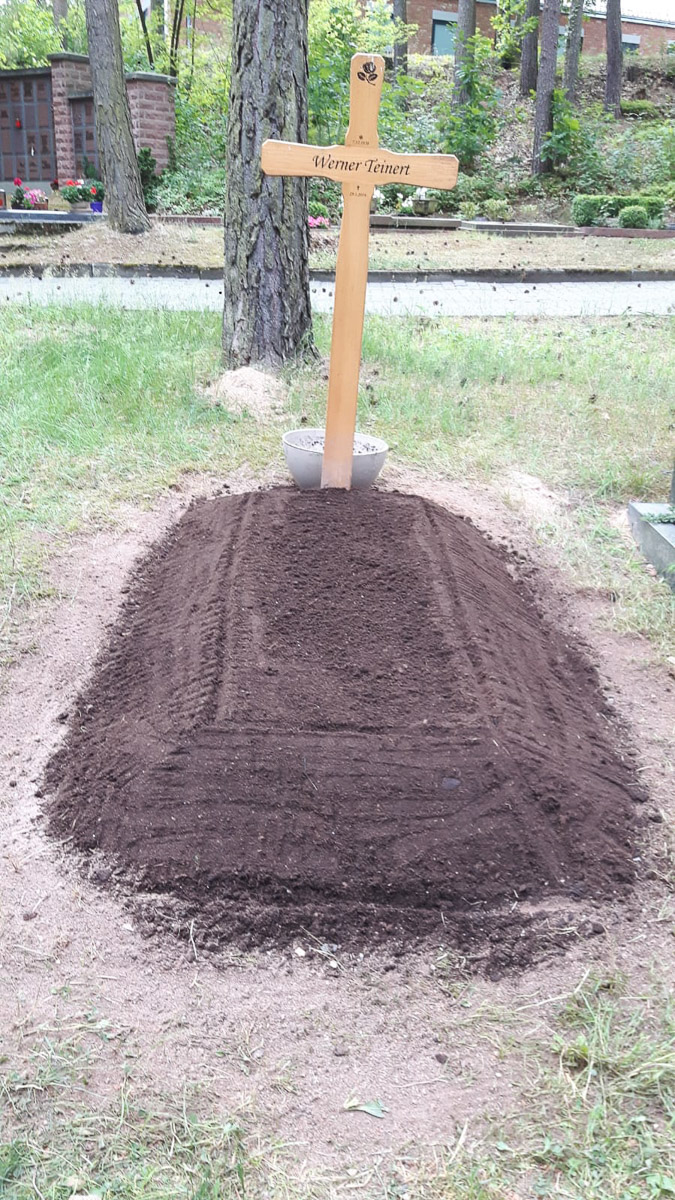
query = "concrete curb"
(628, 502, 675, 593)
(2, 263, 675, 284)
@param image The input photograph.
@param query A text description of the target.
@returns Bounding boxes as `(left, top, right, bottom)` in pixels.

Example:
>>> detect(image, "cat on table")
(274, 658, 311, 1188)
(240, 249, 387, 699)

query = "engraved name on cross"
(262, 53, 459, 489)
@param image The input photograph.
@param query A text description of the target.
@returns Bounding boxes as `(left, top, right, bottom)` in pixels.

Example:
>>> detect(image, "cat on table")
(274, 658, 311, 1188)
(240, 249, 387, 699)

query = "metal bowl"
(282, 428, 388, 489)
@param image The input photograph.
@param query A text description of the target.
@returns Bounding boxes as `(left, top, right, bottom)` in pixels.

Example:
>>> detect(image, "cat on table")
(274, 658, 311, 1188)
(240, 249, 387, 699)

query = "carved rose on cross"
(357, 61, 378, 85)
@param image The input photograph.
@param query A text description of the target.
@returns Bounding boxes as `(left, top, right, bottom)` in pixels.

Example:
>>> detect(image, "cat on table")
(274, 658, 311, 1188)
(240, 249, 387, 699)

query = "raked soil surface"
(46, 488, 643, 968)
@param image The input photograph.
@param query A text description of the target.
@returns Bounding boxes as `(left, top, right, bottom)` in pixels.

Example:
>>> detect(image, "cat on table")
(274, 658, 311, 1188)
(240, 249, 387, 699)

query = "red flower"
(65, 179, 75, 186)
(13, 177, 21, 187)
(90, 186, 97, 195)
(51, 178, 59, 189)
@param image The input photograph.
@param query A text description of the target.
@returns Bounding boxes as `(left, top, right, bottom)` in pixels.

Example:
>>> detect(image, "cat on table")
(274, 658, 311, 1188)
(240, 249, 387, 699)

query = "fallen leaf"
(344, 1097, 389, 1119)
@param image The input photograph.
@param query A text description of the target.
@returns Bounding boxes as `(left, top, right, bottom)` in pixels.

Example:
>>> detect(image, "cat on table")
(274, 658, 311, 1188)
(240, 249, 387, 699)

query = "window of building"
(621, 33, 640, 53)
(432, 10, 458, 56)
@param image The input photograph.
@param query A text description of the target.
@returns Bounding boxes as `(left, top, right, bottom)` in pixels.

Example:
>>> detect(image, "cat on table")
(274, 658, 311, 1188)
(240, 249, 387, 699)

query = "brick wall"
(407, 0, 675, 56)
(49, 53, 92, 181)
(126, 74, 176, 172)
(49, 54, 175, 183)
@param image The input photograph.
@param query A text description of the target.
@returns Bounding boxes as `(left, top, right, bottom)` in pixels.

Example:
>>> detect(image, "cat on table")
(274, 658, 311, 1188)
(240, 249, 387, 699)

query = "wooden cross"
(262, 53, 459, 489)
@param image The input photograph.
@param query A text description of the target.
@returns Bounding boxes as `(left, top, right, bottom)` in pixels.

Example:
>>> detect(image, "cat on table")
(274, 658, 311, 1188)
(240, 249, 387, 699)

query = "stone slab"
(628, 502, 675, 592)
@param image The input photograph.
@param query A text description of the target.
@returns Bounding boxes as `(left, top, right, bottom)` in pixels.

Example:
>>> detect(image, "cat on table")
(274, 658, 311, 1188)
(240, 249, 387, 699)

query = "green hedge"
(620, 99, 660, 119)
(571, 193, 665, 226)
(618, 205, 649, 228)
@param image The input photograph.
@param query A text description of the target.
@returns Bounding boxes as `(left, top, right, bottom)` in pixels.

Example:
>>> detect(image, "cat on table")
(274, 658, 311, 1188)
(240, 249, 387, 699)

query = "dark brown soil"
(46, 489, 642, 963)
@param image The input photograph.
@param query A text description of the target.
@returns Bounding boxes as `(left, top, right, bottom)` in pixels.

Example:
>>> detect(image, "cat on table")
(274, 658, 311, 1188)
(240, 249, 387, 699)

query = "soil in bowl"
(45, 488, 642, 968)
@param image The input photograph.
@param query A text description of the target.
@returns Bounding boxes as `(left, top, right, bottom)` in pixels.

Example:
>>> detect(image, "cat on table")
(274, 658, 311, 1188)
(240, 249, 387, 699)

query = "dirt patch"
(204, 366, 287, 420)
(45, 488, 642, 963)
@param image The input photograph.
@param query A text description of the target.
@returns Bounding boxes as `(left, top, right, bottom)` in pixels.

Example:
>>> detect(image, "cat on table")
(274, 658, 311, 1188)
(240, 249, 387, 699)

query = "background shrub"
(620, 99, 660, 119)
(618, 204, 649, 228)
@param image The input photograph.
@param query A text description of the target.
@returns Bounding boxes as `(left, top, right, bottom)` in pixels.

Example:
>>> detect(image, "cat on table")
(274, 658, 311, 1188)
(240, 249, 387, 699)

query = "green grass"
(1, 972, 674, 1198)
(1, 307, 673, 661)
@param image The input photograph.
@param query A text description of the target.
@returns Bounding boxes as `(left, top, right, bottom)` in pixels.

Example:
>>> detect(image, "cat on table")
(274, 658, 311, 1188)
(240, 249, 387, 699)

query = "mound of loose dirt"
(204, 366, 287, 420)
(46, 489, 642, 963)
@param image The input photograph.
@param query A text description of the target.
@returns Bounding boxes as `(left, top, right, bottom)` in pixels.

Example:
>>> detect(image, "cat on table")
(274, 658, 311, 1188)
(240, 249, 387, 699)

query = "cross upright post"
(262, 54, 459, 490)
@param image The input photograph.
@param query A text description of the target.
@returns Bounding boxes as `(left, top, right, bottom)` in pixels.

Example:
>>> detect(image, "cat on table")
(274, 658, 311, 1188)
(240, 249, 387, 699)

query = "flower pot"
(412, 199, 439, 216)
(90, 200, 103, 213)
(282, 428, 388, 490)
(69, 201, 90, 212)
(33, 201, 48, 210)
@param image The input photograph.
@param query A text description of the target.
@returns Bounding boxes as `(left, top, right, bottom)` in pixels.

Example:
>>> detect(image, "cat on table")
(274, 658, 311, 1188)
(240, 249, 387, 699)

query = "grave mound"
(46, 489, 640, 965)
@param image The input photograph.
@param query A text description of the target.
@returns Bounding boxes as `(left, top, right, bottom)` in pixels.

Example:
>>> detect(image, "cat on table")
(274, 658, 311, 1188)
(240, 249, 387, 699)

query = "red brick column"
(125, 74, 176, 172)
(48, 53, 92, 183)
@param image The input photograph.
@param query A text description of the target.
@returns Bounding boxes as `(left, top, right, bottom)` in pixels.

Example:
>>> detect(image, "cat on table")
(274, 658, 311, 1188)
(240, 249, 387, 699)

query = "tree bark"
(222, 0, 313, 369)
(519, 0, 539, 96)
(393, 0, 408, 79)
(563, 0, 583, 102)
(532, 0, 560, 173)
(454, 0, 476, 109)
(84, 0, 150, 233)
(53, 0, 69, 27)
(604, 0, 622, 116)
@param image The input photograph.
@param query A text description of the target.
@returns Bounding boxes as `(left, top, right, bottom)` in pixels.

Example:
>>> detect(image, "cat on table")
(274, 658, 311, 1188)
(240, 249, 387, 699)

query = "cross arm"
(261, 141, 459, 192)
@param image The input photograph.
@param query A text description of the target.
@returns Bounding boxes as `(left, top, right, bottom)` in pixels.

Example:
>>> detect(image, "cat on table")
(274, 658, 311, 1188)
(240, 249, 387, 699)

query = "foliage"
(491, 0, 538, 69)
(137, 147, 161, 211)
(438, 35, 501, 170)
(172, 42, 230, 169)
(59, 178, 102, 203)
(482, 197, 514, 220)
(0, 0, 86, 67)
(620, 99, 660, 120)
(9, 179, 47, 209)
(618, 203, 649, 228)
(308, 200, 329, 218)
(541, 88, 580, 169)
(307, 0, 422, 149)
(458, 200, 480, 219)
(309, 177, 343, 220)
(153, 166, 225, 216)
(571, 192, 665, 226)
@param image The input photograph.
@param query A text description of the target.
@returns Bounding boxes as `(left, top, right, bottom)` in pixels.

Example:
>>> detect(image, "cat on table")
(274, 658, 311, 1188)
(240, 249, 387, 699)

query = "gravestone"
(262, 53, 459, 489)
(627, 459, 675, 592)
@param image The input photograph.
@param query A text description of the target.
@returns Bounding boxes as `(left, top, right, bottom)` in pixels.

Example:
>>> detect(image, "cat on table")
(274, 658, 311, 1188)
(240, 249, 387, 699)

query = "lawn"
(1, 307, 673, 662)
(1, 304, 674, 1198)
(1, 223, 675, 274)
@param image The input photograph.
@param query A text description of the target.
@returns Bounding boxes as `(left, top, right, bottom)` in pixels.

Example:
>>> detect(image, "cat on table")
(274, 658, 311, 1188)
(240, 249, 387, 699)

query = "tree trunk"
(453, 0, 476, 109)
(604, 0, 622, 116)
(519, 0, 539, 96)
(222, 0, 313, 369)
(53, 0, 69, 27)
(84, 0, 150, 233)
(563, 0, 583, 102)
(532, 0, 560, 174)
(393, 0, 408, 79)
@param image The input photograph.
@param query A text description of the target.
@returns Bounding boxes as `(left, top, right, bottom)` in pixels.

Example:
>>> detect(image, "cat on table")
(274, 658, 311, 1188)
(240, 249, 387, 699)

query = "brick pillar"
(125, 74, 176, 172)
(48, 53, 92, 182)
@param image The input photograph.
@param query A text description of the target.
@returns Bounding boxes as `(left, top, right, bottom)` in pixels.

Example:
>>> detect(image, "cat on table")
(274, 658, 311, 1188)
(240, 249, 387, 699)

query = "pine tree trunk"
(563, 0, 583, 102)
(53, 0, 69, 28)
(604, 0, 622, 116)
(519, 0, 539, 96)
(84, 0, 150, 233)
(393, 0, 408, 79)
(532, 0, 560, 174)
(222, 0, 313, 369)
(453, 0, 476, 109)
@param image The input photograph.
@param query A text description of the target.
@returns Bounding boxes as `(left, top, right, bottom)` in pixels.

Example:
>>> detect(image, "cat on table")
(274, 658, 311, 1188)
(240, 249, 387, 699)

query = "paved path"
(1, 273, 674, 317)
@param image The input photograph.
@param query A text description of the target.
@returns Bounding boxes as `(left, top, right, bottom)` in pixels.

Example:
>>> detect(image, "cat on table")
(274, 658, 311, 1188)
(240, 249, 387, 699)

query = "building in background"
(407, 0, 675, 56)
